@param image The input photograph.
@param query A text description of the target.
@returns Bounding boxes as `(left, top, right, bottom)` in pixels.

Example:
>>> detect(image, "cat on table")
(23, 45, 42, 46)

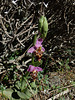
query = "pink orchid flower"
(27, 65, 43, 72)
(27, 38, 45, 53)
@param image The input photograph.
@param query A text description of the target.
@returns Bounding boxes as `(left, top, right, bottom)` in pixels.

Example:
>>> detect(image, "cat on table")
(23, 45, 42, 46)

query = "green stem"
(33, 34, 37, 45)
(32, 54, 34, 64)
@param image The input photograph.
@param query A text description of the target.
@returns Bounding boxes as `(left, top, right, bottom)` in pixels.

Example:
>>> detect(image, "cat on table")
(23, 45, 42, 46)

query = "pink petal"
(41, 47, 45, 52)
(27, 46, 35, 53)
(27, 65, 35, 72)
(27, 65, 43, 72)
(35, 44, 42, 48)
(34, 67, 43, 72)
(35, 38, 43, 48)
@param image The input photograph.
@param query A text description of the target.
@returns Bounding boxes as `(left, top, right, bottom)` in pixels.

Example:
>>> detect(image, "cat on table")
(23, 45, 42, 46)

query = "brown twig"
(48, 88, 69, 100)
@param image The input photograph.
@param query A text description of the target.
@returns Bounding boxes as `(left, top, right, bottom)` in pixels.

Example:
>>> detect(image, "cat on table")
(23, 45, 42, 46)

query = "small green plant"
(57, 58, 70, 71)
(37, 72, 50, 91)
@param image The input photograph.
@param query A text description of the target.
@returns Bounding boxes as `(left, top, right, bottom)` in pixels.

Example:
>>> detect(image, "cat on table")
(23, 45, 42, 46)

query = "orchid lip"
(27, 65, 43, 72)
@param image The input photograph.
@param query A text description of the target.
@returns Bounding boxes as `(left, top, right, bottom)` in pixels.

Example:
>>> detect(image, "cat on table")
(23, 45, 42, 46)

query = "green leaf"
(58, 61, 63, 66)
(39, 86, 42, 90)
(17, 91, 30, 99)
(11, 98, 21, 100)
(56, 86, 60, 89)
(15, 81, 21, 90)
(62, 97, 66, 100)
(9, 57, 14, 60)
(52, 85, 56, 89)
(65, 65, 70, 69)
(2, 88, 13, 99)
(45, 75, 48, 79)
(24, 88, 32, 98)
(45, 85, 49, 89)
(46, 81, 49, 84)
(21, 80, 27, 91)
(66, 58, 69, 64)
(71, 81, 75, 85)
(32, 89, 37, 95)
(30, 81, 36, 88)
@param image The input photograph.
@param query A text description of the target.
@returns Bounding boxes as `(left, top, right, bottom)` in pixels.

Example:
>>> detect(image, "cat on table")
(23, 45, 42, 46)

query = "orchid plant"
(27, 16, 48, 81)
(1, 16, 48, 100)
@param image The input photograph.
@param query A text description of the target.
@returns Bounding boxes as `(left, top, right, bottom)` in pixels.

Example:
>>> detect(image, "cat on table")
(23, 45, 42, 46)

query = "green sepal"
(38, 16, 44, 33)
(42, 17, 48, 38)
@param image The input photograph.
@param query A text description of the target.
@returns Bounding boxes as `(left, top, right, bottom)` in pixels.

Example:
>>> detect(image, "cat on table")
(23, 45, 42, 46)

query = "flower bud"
(38, 16, 48, 39)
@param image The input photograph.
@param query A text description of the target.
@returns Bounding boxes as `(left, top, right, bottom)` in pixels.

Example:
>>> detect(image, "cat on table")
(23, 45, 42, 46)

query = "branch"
(0, 18, 13, 39)
(48, 88, 69, 100)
